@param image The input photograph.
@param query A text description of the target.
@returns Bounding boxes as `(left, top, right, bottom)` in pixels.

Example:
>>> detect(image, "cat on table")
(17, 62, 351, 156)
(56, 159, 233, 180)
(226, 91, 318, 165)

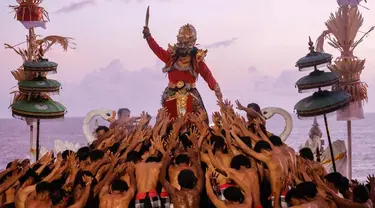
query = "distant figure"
(118, 108, 131, 120)
(110, 108, 139, 129)
(96, 126, 109, 137)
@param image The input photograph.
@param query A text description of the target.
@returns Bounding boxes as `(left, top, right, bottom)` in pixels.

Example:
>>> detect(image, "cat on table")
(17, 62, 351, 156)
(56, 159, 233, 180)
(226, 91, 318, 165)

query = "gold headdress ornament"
(177, 23, 197, 48)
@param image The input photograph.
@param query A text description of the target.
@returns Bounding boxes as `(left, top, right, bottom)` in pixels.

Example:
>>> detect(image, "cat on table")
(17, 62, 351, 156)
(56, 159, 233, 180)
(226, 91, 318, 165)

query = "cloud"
(55, 0, 96, 13)
(57, 59, 317, 117)
(1, 60, 374, 118)
(203, 37, 238, 49)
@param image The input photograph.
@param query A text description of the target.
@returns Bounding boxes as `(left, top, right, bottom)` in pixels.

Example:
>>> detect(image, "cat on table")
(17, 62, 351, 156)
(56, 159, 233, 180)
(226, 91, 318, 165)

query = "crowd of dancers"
(0, 100, 374, 208)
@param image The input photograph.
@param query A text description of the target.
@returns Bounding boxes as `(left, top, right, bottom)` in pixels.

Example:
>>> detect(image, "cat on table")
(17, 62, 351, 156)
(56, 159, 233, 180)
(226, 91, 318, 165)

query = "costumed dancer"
(142, 6, 222, 122)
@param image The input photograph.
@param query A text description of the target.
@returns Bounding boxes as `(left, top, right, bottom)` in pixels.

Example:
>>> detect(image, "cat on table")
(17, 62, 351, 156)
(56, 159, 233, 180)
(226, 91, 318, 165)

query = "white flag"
(21, 21, 47, 29)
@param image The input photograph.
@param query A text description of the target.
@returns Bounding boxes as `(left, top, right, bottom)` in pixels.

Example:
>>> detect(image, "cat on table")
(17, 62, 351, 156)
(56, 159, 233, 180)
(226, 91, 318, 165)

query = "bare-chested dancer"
(99, 163, 136, 208)
(205, 168, 252, 207)
(24, 182, 52, 208)
(159, 132, 204, 208)
(134, 152, 162, 207)
(168, 154, 198, 190)
(201, 134, 234, 200)
(231, 127, 288, 208)
(299, 148, 327, 179)
(206, 143, 262, 207)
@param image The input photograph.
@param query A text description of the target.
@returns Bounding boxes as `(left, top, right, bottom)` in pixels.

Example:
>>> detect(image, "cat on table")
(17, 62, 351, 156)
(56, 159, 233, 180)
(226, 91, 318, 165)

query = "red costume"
(145, 35, 219, 120)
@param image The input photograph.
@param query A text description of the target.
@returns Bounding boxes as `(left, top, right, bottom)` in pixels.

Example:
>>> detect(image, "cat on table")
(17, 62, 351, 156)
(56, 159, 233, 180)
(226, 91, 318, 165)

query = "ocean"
(0, 114, 374, 182)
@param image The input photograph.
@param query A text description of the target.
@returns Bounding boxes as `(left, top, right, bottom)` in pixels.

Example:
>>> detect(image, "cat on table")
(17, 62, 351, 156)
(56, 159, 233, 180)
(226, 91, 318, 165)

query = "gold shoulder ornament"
(167, 44, 176, 56)
(196, 49, 207, 63)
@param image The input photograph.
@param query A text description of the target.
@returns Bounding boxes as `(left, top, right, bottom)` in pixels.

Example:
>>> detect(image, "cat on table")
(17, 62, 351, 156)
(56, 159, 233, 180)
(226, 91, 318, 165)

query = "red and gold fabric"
(15, 4, 44, 21)
(146, 35, 217, 122)
(161, 86, 208, 123)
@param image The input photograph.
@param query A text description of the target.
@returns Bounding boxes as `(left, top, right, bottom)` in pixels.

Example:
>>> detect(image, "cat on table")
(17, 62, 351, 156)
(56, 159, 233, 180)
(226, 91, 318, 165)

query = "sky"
(0, 0, 374, 118)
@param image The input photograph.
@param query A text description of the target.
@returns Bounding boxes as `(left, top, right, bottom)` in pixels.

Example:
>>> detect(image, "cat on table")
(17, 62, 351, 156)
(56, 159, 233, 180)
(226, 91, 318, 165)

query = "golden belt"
(168, 81, 196, 89)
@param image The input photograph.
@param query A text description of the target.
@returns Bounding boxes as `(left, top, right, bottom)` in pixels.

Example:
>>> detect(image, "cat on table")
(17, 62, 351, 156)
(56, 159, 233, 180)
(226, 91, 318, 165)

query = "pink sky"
(0, 0, 374, 117)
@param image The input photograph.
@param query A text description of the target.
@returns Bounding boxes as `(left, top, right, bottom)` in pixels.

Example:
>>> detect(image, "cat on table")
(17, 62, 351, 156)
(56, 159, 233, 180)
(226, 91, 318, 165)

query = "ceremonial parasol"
(294, 37, 351, 172)
(6, 0, 74, 160)
(315, 0, 373, 179)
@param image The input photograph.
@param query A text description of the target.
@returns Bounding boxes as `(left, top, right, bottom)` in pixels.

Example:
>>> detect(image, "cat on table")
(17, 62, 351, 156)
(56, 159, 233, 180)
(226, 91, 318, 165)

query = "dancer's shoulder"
(196, 48, 207, 63)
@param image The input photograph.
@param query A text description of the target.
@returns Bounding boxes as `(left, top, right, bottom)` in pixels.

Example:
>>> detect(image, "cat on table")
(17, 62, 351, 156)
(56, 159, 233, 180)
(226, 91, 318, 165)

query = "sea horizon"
(0, 113, 374, 182)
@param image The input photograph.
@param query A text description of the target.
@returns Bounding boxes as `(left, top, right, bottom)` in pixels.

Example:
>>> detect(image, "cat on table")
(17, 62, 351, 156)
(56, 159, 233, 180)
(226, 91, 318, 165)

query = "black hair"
(75, 171, 97, 188)
(146, 156, 161, 163)
(230, 154, 251, 170)
(109, 143, 120, 154)
(139, 140, 152, 156)
(353, 185, 369, 203)
(340, 177, 350, 199)
(40, 166, 52, 179)
(223, 187, 244, 203)
(296, 182, 317, 199)
(247, 103, 262, 114)
(77, 147, 90, 161)
(77, 146, 90, 154)
(299, 148, 314, 161)
(111, 179, 129, 192)
(239, 136, 252, 148)
(50, 189, 67, 205)
(254, 141, 272, 153)
(89, 149, 104, 162)
(19, 169, 40, 184)
(50, 178, 65, 191)
(179, 133, 192, 149)
(36, 181, 51, 193)
(77, 152, 90, 161)
(95, 126, 109, 133)
(285, 188, 305, 206)
(6, 161, 14, 169)
(268, 135, 283, 146)
(324, 172, 343, 190)
(62, 150, 75, 160)
(126, 151, 142, 163)
(175, 154, 190, 165)
(210, 135, 227, 153)
(178, 169, 197, 189)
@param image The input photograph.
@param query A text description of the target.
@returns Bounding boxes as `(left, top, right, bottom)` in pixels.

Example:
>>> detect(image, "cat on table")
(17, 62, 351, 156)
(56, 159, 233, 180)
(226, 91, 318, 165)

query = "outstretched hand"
(151, 135, 165, 154)
(82, 175, 93, 186)
(235, 100, 245, 111)
(367, 174, 375, 186)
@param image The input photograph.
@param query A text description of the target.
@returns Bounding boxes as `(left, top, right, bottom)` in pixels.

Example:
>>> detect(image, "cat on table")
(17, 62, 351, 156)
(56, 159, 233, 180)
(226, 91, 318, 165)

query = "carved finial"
(308, 36, 315, 52)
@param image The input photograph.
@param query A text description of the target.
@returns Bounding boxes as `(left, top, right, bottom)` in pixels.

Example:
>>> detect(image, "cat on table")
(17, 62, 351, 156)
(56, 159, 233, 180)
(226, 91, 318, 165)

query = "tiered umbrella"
(294, 37, 351, 172)
(315, 0, 373, 179)
(6, 0, 74, 160)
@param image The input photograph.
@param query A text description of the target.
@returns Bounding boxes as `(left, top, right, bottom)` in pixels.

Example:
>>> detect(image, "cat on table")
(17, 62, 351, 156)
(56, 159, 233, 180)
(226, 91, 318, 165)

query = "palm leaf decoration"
(36, 35, 76, 56)
(315, 6, 374, 57)
(315, 5, 372, 102)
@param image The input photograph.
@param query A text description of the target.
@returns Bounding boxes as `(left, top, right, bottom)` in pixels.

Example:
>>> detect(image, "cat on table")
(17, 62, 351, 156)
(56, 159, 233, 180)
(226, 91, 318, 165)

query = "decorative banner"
(11, 3, 49, 29)
(337, 101, 365, 120)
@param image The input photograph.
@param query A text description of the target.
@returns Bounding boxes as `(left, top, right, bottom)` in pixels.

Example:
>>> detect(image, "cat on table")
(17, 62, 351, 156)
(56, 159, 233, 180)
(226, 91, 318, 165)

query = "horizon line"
(0, 112, 374, 120)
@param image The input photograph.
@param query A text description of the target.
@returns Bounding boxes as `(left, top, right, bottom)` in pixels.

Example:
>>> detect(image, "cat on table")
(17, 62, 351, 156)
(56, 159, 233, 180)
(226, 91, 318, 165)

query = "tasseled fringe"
(334, 81, 368, 102)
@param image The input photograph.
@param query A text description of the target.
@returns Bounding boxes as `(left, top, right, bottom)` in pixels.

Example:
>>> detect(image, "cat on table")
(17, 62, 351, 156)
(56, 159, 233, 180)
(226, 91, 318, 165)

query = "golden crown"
(177, 23, 197, 43)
